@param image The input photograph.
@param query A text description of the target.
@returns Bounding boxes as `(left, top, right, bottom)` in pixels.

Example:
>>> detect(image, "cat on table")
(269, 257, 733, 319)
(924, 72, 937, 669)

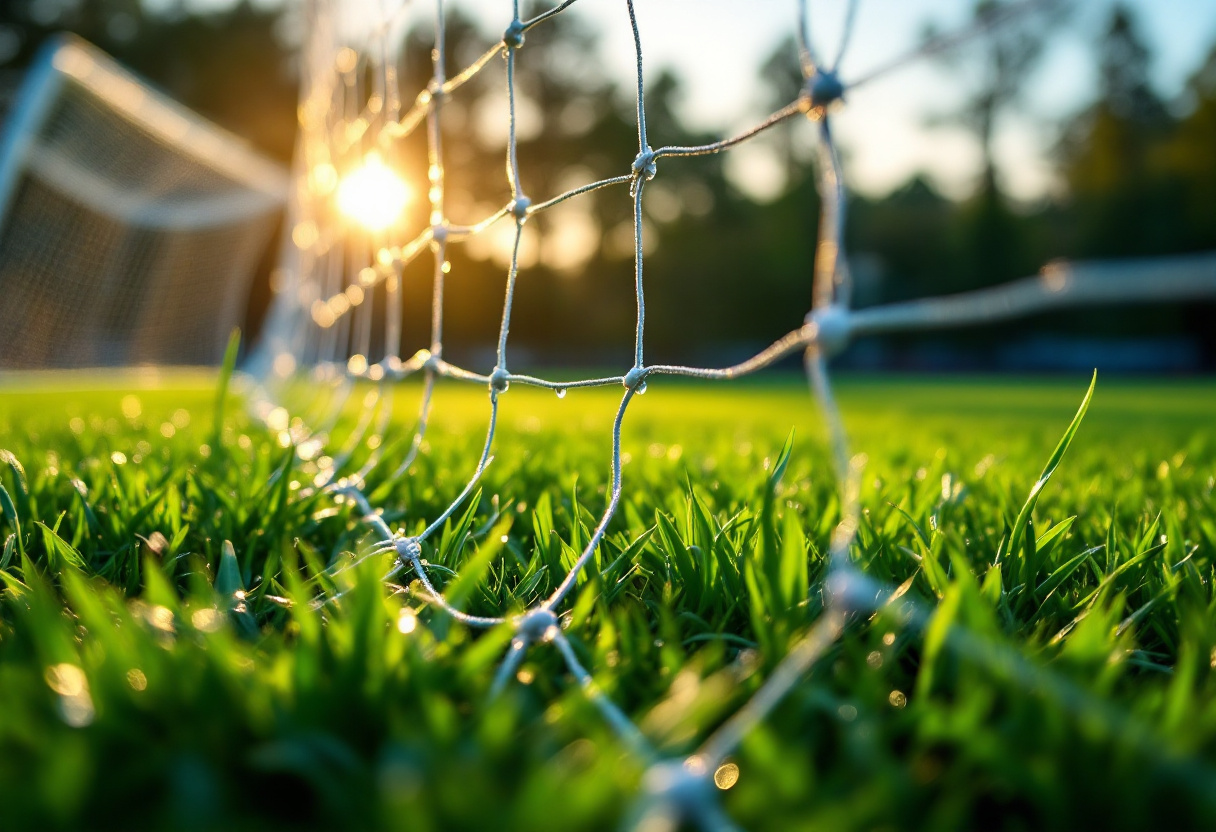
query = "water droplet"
(636, 382, 647, 395)
(714, 763, 740, 790)
(555, 387, 566, 399)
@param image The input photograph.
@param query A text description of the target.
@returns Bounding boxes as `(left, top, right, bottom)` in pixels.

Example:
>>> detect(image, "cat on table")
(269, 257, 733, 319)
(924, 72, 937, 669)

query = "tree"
(923, 0, 1070, 287)
(0, 0, 297, 160)
(1164, 44, 1216, 251)
(927, 0, 1068, 198)
(1057, 4, 1176, 258)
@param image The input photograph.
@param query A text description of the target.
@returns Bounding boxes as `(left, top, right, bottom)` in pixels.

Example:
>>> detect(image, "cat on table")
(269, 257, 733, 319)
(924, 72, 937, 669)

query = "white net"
(252, 1, 1216, 827)
(0, 36, 288, 369)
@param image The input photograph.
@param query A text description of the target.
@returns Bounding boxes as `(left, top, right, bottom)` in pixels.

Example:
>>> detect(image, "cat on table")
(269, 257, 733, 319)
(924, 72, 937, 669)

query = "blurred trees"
(1168, 48, 1216, 253)
(0, 0, 297, 159)
(1057, 5, 1216, 259)
(1058, 4, 1175, 258)
(1, 0, 1213, 368)
(381, 3, 741, 365)
(921, 0, 1071, 290)
(1049, 4, 1216, 364)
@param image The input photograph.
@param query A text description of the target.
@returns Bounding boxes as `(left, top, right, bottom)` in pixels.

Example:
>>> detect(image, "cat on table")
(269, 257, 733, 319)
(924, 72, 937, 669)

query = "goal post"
(0, 34, 289, 369)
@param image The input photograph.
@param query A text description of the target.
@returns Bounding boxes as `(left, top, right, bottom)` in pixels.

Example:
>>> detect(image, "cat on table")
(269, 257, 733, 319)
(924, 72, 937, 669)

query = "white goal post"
(0, 35, 289, 369)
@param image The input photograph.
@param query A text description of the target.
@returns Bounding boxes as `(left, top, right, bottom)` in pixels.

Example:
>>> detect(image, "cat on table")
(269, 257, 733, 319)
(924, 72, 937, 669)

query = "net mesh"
(253, 1, 1216, 827)
(0, 36, 288, 369)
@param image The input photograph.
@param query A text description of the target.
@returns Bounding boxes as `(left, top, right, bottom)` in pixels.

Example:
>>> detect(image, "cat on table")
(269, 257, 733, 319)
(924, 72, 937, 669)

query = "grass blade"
(1005, 371, 1096, 581)
(212, 328, 241, 450)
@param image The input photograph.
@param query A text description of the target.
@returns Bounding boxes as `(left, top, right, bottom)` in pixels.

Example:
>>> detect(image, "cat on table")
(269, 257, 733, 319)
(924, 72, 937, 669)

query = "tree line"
(1, 1, 1212, 369)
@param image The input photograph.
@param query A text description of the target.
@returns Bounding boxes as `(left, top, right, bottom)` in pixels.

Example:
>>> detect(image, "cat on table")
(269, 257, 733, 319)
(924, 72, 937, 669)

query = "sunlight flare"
(336, 152, 410, 231)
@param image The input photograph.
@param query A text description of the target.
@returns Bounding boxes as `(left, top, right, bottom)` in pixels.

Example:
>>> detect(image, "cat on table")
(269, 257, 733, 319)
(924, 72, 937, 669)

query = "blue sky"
(442, 0, 1216, 201)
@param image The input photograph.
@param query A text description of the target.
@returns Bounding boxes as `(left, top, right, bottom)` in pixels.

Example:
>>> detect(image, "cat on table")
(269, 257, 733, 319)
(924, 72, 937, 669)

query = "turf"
(0, 371, 1214, 831)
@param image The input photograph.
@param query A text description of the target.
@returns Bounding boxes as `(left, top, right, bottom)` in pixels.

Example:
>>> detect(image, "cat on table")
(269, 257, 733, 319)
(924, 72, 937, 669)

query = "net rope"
(252, 1, 1216, 826)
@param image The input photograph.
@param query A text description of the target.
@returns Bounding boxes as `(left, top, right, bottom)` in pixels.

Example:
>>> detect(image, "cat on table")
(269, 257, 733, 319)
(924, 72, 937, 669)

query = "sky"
(184, 0, 1216, 201)
(434, 0, 1216, 202)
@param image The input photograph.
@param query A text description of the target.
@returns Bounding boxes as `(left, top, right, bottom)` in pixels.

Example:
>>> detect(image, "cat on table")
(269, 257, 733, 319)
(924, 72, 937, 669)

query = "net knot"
(632, 147, 657, 183)
(383, 355, 404, 378)
(623, 366, 649, 391)
(824, 567, 883, 617)
(515, 607, 558, 642)
(393, 536, 423, 566)
(806, 69, 845, 113)
(422, 81, 445, 105)
(489, 366, 511, 393)
(510, 196, 532, 221)
(806, 305, 851, 356)
(414, 348, 440, 372)
(431, 223, 448, 244)
(503, 19, 526, 49)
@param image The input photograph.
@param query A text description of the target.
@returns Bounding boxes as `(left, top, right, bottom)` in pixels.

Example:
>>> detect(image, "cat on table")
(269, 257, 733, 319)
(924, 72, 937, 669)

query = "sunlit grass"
(0, 371, 1214, 830)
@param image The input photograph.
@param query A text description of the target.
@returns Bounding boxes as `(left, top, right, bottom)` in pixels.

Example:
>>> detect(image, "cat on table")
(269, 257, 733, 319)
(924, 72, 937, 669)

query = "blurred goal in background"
(0, 35, 287, 369)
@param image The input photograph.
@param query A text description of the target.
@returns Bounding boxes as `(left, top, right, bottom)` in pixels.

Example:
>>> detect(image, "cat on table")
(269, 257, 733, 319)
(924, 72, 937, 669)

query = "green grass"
(1, 372, 1215, 831)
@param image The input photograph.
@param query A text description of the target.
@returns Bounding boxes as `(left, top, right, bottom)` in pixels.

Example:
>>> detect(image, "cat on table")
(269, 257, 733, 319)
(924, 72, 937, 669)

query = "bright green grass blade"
(0, 483, 22, 558)
(0, 450, 30, 523)
(445, 517, 512, 610)
(212, 328, 241, 450)
(1005, 371, 1097, 582)
(215, 540, 245, 600)
(36, 521, 86, 572)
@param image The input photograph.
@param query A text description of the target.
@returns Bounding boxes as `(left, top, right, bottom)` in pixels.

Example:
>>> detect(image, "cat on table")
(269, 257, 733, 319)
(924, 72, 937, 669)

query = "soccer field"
(0, 373, 1213, 830)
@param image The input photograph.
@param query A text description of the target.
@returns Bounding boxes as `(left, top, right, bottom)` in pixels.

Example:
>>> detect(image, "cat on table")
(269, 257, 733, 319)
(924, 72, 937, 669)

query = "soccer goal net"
(0, 35, 288, 370)
(250, 1, 1216, 826)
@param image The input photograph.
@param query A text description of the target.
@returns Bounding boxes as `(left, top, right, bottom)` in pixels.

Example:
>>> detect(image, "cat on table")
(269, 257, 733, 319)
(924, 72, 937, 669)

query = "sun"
(335, 152, 411, 232)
